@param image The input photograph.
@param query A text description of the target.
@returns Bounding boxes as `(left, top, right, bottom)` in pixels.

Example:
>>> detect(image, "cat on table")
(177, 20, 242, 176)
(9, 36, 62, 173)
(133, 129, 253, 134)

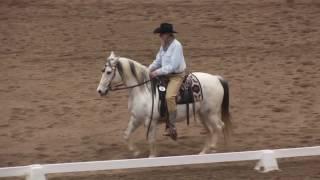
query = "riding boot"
(168, 111, 177, 141)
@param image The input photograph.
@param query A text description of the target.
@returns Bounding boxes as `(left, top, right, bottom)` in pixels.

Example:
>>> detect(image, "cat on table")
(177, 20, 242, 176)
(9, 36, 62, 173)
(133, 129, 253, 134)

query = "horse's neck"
(122, 59, 158, 114)
(121, 58, 149, 87)
(118, 58, 150, 94)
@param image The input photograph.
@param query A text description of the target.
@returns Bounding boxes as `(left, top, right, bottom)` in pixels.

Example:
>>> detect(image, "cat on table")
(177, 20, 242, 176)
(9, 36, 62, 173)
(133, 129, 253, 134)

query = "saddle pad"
(176, 73, 203, 104)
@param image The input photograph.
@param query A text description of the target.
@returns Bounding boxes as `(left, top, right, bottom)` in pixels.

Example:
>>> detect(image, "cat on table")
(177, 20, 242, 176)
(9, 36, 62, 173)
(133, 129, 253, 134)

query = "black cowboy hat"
(153, 23, 177, 34)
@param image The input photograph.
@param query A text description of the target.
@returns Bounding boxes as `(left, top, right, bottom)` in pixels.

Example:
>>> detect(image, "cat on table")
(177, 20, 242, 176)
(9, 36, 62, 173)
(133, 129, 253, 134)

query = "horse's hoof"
(148, 154, 157, 158)
(133, 151, 141, 157)
(200, 149, 217, 155)
(199, 151, 206, 155)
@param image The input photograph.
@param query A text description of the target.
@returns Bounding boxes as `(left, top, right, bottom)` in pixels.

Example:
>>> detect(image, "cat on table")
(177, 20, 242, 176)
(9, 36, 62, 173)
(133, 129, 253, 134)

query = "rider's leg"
(165, 73, 184, 140)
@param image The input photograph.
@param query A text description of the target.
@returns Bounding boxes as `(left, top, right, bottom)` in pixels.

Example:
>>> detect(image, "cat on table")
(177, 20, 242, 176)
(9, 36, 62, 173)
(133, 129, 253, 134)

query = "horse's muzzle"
(98, 89, 108, 96)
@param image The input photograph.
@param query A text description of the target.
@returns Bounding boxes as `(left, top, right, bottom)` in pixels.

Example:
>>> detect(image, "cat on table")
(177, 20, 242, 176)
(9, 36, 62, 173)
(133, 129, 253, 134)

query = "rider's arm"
(154, 43, 184, 76)
(148, 49, 162, 72)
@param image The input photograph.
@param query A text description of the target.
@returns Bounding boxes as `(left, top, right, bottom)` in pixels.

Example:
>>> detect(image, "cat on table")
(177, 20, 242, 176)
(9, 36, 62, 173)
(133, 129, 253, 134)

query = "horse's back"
(192, 72, 225, 109)
(192, 72, 224, 89)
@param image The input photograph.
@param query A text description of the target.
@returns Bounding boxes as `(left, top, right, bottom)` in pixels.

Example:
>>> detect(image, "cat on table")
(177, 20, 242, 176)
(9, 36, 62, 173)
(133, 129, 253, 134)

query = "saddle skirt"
(156, 73, 203, 118)
(176, 73, 203, 104)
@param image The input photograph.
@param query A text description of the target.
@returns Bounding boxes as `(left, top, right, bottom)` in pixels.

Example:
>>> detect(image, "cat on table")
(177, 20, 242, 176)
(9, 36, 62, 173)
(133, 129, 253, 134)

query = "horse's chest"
(129, 98, 150, 117)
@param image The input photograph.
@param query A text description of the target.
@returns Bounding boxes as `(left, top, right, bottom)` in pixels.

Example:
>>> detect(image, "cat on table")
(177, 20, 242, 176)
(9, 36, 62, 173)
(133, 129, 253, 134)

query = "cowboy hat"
(153, 23, 177, 34)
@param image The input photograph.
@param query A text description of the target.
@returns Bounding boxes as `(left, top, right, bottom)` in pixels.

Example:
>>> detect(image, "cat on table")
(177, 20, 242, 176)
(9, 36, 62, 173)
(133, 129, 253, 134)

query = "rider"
(149, 23, 186, 140)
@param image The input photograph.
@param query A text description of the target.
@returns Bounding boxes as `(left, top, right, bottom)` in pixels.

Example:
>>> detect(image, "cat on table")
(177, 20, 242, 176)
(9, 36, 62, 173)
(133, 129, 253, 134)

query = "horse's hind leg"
(198, 112, 213, 154)
(124, 116, 142, 157)
(208, 113, 224, 151)
(199, 112, 222, 154)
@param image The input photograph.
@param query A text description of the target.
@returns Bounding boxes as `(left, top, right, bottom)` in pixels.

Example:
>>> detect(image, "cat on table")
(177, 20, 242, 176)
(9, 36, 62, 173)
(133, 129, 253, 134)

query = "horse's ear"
(109, 51, 116, 58)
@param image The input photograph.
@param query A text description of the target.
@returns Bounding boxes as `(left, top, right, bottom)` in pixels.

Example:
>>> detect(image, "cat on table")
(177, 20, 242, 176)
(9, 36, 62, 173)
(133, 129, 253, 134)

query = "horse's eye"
(101, 68, 105, 73)
(106, 71, 112, 75)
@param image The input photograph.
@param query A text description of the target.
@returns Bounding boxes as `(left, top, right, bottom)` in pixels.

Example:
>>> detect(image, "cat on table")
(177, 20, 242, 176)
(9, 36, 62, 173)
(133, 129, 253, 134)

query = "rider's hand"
(149, 71, 158, 79)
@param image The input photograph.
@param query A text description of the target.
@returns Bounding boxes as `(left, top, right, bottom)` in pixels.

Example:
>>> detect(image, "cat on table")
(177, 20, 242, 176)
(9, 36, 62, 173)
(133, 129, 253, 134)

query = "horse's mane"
(116, 57, 150, 85)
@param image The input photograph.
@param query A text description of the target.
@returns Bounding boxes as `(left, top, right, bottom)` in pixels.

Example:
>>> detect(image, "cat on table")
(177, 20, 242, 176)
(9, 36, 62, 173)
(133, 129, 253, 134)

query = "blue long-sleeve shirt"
(149, 39, 186, 75)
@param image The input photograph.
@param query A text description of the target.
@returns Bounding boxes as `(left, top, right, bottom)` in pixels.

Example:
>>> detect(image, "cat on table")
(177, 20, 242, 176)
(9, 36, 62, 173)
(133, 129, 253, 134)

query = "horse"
(97, 51, 231, 157)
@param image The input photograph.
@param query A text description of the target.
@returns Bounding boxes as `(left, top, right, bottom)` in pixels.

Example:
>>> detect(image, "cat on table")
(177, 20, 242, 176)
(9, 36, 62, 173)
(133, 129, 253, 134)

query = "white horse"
(97, 52, 231, 157)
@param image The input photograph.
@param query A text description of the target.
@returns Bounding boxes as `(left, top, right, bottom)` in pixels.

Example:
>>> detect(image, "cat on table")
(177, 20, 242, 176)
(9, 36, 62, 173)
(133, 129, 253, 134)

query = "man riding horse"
(149, 23, 186, 140)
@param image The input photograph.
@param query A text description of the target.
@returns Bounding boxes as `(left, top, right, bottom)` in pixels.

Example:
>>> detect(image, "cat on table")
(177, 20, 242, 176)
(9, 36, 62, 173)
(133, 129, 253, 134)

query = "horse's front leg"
(146, 118, 158, 158)
(124, 116, 142, 157)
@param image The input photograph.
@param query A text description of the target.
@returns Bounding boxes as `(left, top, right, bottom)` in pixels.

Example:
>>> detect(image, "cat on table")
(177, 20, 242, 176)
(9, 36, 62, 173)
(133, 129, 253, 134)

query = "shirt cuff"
(154, 69, 164, 76)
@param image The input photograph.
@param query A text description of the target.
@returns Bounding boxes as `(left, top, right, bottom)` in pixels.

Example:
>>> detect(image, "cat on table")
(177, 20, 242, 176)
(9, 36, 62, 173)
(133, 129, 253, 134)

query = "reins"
(106, 59, 152, 91)
(109, 79, 152, 91)
(146, 80, 156, 140)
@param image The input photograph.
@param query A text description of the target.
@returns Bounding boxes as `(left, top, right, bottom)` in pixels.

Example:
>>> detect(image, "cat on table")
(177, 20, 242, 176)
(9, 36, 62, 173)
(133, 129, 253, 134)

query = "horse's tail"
(219, 78, 232, 143)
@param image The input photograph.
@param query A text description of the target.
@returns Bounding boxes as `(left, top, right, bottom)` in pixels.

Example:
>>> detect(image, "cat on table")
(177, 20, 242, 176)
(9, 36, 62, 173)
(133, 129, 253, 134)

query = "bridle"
(103, 59, 152, 91)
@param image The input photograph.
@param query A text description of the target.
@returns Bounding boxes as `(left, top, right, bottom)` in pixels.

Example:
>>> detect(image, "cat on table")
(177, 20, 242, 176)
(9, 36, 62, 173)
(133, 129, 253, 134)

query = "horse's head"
(97, 51, 122, 96)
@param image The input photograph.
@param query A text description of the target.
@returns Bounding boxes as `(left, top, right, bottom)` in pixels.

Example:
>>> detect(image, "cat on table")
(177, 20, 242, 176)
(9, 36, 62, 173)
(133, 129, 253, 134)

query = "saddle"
(154, 73, 203, 124)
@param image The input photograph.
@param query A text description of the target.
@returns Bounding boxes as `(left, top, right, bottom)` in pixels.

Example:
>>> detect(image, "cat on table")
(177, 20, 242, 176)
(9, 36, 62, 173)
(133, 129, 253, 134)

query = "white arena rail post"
(26, 164, 46, 180)
(254, 150, 279, 172)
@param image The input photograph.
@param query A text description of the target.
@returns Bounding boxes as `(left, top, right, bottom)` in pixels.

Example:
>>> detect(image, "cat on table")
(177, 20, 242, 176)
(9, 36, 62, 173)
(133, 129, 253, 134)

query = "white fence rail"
(1, 146, 320, 180)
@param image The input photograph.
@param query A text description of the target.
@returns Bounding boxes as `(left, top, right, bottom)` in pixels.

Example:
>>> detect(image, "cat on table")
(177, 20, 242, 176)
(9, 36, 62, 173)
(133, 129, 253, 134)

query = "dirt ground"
(1, 0, 320, 179)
